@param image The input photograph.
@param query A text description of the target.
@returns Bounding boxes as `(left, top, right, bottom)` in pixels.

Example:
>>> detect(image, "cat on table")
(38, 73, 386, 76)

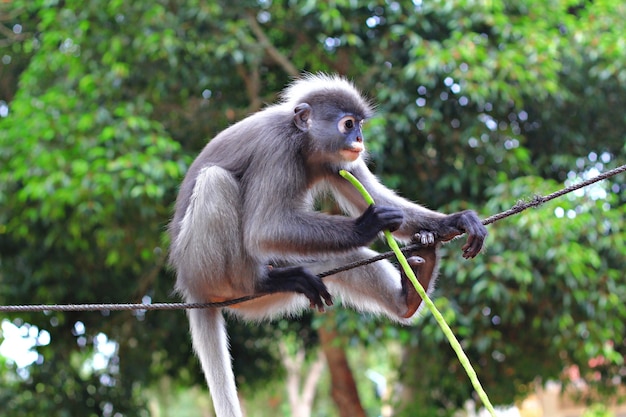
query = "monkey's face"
(307, 112, 366, 166)
(336, 114, 365, 162)
(293, 98, 369, 166)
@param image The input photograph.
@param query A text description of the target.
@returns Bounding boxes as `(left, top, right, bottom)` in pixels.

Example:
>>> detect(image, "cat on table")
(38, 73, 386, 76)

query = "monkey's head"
(282, 74, 374, 166)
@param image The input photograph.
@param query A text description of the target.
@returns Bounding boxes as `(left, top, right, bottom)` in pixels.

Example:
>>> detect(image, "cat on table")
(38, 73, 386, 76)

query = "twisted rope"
(1, 163, 624, 313)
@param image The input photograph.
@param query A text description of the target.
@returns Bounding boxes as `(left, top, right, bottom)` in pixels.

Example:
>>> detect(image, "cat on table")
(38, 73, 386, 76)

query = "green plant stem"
(339, 169, 497, 417)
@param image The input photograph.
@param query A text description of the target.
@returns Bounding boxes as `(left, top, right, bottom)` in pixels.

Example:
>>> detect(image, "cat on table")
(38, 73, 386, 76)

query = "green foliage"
(400, 173, 625, 415)
(583, 404, 616, 417)
(1, 0, 625, 415)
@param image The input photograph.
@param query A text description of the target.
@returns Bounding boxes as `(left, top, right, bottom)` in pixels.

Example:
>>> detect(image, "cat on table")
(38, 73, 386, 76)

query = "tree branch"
(235, 64, 263, 112)
(246, 12, 300, 78)
(302, 350, 326, 407)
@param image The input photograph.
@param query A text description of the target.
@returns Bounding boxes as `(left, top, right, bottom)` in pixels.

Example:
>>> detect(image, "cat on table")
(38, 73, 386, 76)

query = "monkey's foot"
(400, 256, 428, 319)
(412, 231, 437, 246)
(399, 239, 439, 318)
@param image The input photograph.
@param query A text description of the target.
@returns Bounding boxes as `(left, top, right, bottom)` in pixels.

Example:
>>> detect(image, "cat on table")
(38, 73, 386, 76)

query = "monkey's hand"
(261, 266, 333, 312)
(438, 210, 487, 259)
(354, 204, 404, 245)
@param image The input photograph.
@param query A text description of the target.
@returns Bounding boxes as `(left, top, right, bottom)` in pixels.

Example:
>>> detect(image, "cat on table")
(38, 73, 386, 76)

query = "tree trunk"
(318, 316, 367, 417)
(279, 339, 326, 417)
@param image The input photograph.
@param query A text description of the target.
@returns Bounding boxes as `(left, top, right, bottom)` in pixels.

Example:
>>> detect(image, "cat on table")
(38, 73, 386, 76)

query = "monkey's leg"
(172, 165, 258, 299)
(310, 246, 439, 322)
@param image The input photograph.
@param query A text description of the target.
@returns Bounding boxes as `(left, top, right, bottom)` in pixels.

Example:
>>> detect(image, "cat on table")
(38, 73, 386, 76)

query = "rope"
(0, 299, 257, 313)
(1, 163, 624, 314)
(481, 163, 626, 226)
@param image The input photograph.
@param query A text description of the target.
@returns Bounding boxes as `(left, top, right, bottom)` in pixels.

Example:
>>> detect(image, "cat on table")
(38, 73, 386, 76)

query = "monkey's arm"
(330, 161, 487, 258)
(242, 174, 403, 258)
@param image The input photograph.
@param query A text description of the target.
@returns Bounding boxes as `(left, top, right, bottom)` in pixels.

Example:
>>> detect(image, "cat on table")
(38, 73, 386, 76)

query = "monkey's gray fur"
(169, 73, 487, 417)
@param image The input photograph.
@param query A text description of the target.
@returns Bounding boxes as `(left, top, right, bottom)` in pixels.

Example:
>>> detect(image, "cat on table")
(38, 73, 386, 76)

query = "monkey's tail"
(188, 307, 243, 417)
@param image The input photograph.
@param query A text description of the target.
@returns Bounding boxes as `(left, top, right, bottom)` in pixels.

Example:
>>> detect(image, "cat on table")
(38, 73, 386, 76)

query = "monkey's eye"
(338, 116, 357, 134)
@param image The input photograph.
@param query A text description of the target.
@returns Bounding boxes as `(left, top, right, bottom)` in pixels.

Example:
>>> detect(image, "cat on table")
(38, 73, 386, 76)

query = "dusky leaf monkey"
(168, 73, 487, 417)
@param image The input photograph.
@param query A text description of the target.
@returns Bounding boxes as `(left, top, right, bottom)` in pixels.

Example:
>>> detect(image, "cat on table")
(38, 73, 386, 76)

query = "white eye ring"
(338, 116, 357, 134)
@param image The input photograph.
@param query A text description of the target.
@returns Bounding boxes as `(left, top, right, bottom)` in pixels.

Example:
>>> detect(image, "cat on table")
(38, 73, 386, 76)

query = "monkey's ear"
(294, 103, 312, 132)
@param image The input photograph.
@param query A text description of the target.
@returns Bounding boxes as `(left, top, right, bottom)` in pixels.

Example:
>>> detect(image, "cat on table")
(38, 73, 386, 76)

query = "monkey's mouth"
(340, 143, 363, 161)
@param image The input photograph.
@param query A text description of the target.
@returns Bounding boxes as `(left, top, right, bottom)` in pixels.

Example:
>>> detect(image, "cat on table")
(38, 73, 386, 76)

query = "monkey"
(168, 73, 487, 417)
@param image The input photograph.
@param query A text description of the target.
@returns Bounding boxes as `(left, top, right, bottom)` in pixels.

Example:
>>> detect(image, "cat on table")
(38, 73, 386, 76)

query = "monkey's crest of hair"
(280, 73, 375, 117)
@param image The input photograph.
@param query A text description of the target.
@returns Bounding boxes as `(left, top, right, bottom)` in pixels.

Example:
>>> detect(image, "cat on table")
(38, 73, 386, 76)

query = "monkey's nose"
(356, 136, 363, 143)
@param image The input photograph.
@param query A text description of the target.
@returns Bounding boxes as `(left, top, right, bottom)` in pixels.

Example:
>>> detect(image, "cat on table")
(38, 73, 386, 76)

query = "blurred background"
(0, 1, 624, 416)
